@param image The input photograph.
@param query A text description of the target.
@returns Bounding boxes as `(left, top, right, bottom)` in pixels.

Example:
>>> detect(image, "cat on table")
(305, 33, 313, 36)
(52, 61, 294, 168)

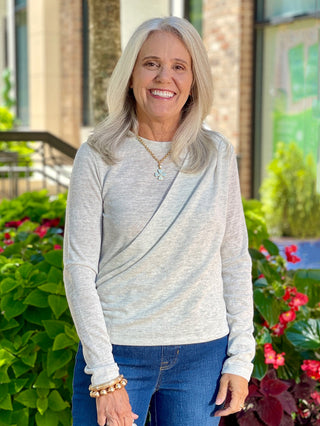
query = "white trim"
(170, 0, 184, 17)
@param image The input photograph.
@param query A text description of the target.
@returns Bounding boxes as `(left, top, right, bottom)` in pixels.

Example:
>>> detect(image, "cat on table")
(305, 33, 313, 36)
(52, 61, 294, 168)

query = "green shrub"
(260, 141, 320, 238)
(0, 191, 77, 426)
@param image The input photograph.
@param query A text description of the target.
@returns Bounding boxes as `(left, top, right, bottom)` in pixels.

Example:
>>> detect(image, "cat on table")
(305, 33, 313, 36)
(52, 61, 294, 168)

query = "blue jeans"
(72, 335, 228, 425)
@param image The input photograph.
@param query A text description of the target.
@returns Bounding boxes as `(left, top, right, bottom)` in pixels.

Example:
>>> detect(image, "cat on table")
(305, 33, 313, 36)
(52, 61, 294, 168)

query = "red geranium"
(285, 244, 301, 263)
(279, 309, 296, 324)
(301, 360, 320, 381)
(5, 216, 29, 228)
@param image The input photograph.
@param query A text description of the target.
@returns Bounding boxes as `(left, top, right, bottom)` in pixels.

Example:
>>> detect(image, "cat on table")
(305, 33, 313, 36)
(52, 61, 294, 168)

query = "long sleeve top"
(63, 131, 255, 386)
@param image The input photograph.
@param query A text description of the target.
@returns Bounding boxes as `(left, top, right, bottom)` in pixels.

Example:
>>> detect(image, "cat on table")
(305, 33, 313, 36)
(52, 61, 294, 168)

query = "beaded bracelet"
(89, 375, 128, 398)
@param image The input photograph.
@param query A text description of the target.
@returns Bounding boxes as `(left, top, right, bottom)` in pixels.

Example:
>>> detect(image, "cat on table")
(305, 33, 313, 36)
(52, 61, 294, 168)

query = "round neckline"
(129, 132, 172, 145)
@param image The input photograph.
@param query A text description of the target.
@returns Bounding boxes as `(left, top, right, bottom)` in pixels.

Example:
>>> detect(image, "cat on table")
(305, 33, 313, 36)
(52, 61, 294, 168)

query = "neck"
(137, 120, 179, 142)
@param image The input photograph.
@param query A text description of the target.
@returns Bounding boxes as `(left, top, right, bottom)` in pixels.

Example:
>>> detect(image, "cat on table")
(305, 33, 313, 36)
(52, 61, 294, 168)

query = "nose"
(155, 65, 171, 82)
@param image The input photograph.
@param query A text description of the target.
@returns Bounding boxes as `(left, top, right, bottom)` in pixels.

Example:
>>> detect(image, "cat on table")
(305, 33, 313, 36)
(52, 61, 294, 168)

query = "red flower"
(288, 292, 309, 310)
(34, 225, 49, 238)
(282, 286, 297, 301)
(0, 247, 4, 253)
(5, 216, 29, 228)
(279, 309, 296, 324)
(274, 353, 285, 369)
(42, 218, 60, 227)
(54, 244, 62, 250)
(285, 245, 301, 263)
(301, 360, 320, 381)
(311, 391, 320, 405)
(259, 245, 270, 260)
(263, 344, 286, 369)
(271, 322, 287, 336)
(4, 232, 11, 239)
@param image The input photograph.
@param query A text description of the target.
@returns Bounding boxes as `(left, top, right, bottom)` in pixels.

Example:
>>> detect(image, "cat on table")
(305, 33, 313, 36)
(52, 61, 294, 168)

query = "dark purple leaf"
(260, 378, 289, 396)
(276, 390, 297, 415)
(238, 410, 264, 426)
(257, 396, 283, 426)
(279, 412, 295, 426)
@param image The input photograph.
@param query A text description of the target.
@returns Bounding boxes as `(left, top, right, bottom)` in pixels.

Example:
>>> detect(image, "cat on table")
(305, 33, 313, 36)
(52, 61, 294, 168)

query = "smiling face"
(131, 31, 193, 133)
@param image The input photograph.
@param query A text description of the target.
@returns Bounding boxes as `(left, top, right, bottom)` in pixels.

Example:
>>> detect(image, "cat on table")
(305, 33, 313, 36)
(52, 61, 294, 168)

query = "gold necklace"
(135, 135, 172, 181)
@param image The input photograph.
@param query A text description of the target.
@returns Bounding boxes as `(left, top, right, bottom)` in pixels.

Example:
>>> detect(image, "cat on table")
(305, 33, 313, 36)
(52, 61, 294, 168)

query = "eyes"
(143, 61, 187, 72)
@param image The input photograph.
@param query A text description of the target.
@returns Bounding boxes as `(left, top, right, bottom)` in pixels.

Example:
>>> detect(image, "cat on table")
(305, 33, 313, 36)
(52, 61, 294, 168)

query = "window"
(185, 0, 202, 36)
(15, 0, 28, 126)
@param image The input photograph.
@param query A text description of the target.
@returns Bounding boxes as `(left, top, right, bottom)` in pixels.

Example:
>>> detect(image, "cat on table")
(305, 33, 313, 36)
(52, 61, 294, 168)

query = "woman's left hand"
(214, 373, 248, 417)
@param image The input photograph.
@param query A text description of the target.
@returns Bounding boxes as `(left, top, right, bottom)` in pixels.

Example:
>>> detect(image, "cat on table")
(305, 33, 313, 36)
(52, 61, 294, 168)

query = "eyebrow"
(142, 55, 189, 65)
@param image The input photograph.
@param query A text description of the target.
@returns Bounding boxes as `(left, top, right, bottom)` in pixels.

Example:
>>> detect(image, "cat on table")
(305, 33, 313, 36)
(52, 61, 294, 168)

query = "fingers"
(96, 388, 138, 426)
(214, 373, 248, 417)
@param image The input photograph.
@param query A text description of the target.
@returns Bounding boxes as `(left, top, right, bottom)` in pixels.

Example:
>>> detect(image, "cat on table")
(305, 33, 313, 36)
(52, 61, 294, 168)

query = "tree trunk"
(88, 0, 121, 124)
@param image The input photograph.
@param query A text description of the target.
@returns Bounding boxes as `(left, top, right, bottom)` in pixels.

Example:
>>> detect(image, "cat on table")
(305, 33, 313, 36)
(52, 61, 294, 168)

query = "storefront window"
(258, 0, 320, 21)
(254, 5, 320, 195)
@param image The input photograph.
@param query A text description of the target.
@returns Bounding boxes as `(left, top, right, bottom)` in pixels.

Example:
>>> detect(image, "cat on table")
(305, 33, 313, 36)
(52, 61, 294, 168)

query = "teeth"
(151, 90, 174, 98)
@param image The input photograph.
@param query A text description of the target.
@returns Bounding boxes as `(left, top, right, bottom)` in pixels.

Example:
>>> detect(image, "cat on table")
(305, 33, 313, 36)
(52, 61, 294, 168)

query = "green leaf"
(35, 408, 59, 426)
(0, 394, 12, 411)
(48, 390, 69, 411)
(47, 349, 72, 376)
(20, 348, 37, 367)
(286, 319, 320, 350)
(52, 333, 75, 351)
(11, 408, 29, 426)
(8, 378, 28, 394)
(262, 239, 279, 256)
(14, 389, 37, 408)
(0, 293, 27, 320)
(253, 288, 281, 327)
(37, 397, 48, 415)
(44, 251, 63, 269)
(11, 360, 31, 378)
(252, 347, 268, 380)
(36, 388, 50, 398)
(23, 307, 52, 325)
(24, 289, 49, 308)
(48, 295, 68, 319)
(294, 269, 320, 308)
(47, 266, 63, 285)
(21, 330, 35, 346)
(0, 409, 13, 425)
(16, 262, 33, 280)
(0, 277, 19, 294)
(0, 384, 9, 401)
(42, 320, 66, 339)
(0, 365, 10, 383)
(0, 348, 16, 368)
(31, 331, 53, 351)
(33, 371, 56, 389)
(0, 316, 19, 331)
(38, 283, 59, 294)
(249, 248, 265, 260)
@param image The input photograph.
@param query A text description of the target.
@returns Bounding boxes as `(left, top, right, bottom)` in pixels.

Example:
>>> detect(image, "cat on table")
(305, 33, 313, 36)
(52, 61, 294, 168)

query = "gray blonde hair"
(88, 16, 214, 173)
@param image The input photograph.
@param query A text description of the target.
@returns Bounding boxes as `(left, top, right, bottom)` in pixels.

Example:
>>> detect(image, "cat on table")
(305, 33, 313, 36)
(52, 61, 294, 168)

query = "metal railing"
(0, 131, 77, 199)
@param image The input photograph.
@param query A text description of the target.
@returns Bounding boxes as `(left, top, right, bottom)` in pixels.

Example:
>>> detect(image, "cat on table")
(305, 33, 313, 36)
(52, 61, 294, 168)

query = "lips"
(150, 89, 175, 99)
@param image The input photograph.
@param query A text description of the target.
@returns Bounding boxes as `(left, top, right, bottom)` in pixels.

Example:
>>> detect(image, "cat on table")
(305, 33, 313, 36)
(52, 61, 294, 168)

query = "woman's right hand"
(96, 387, 139, 426)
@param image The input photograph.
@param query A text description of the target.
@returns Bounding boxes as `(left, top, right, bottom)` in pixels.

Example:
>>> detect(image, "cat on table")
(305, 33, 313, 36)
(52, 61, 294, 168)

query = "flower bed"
(0, 194, 319, 426)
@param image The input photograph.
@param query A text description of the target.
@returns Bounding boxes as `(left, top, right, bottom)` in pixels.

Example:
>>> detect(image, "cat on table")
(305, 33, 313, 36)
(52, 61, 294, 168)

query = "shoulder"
(205, 130, 234, 153)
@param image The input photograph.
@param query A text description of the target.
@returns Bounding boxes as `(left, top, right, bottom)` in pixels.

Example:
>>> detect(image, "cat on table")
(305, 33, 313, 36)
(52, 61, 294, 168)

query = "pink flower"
(288, 292, 309, 310)
(279, 309, 296, 324)
(263, 343, 285, 369)
(285, 245, 301, 263)
(4, 239, 13, 245)
(0, 247, 4, 253)
(54, 244, 62, 250)
(271, 322, 287, 336)
(311, 391, 320, 405)
(274, 353, 285, 369)
(34, 225, 49, 238)
(301, 360, 320, 381)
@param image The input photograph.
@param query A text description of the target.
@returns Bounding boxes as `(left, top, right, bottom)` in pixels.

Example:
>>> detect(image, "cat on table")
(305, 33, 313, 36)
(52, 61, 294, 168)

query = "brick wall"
(59, 0, 83, 147)
(203, 0, 254, 197)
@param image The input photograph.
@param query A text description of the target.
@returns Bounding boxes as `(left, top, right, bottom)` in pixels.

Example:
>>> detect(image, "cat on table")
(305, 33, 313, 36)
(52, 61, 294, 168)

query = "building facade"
(1, 1, 319, 198)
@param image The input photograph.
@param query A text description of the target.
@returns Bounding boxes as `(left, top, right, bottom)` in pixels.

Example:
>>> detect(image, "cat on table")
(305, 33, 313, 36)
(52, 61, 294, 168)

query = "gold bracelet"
(89, 376, 128, 398)
(89, 375, 123, 392)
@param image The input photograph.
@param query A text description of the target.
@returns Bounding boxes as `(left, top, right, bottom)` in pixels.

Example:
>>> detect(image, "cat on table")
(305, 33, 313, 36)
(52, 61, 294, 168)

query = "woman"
(64, 16, 255, 426)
